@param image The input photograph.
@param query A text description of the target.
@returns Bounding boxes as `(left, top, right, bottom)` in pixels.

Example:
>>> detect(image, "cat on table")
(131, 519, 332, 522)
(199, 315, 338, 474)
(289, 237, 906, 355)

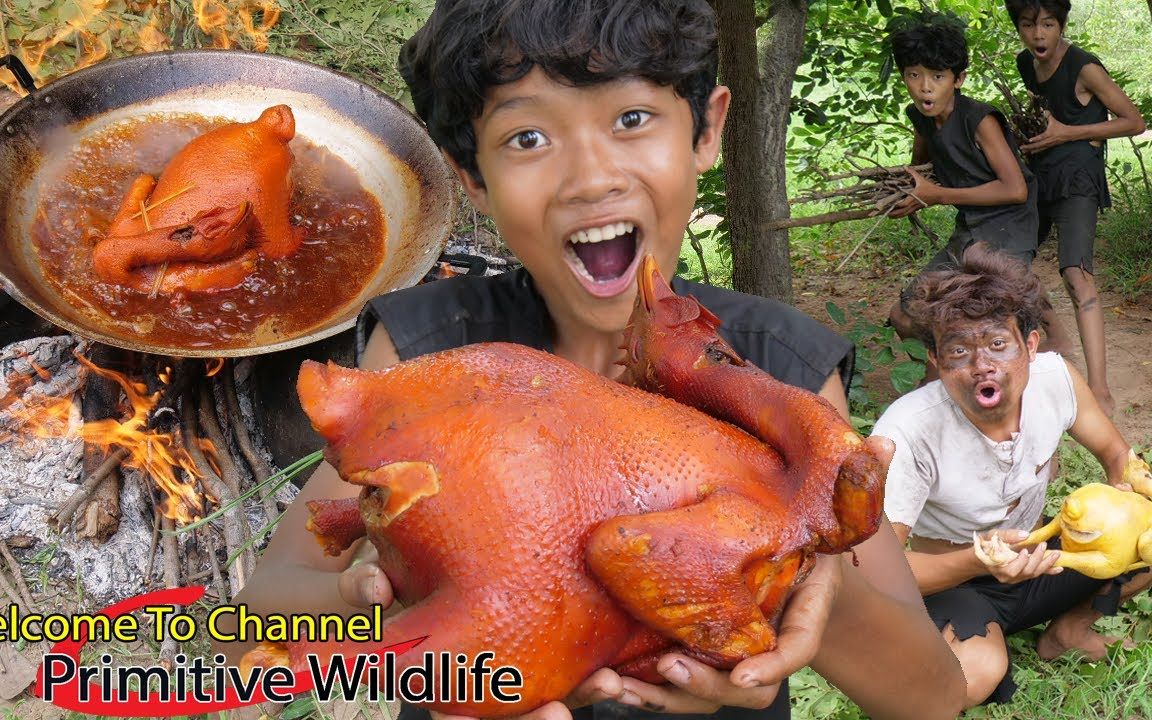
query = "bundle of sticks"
(980, 51, 1049, 148)
(999, 86, 1049, 148)
(770, 163, 935, 230)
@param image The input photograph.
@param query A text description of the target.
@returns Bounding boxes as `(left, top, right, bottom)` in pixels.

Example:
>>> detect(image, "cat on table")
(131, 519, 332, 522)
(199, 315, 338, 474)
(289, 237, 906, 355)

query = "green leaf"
(878, 53, 894, 84)
(23, 24, 53, 42)
(901, 338, 929, 361)
(173, 450, 322, 534)
(890, 361, 926, 394)
(280, 696, 320, 720)
(1089, 660, 1110, 684)
(826, 301, 846, 325)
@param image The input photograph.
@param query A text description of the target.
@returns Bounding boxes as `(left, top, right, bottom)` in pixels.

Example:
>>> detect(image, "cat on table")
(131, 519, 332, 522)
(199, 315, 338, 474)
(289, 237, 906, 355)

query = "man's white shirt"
(872, 352, 1077, 543)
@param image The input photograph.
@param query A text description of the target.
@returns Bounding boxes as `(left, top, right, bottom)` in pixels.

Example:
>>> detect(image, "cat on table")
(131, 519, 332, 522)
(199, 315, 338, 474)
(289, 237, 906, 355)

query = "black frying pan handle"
(441, 253, 489, 276)
(0, 55, 37, 93)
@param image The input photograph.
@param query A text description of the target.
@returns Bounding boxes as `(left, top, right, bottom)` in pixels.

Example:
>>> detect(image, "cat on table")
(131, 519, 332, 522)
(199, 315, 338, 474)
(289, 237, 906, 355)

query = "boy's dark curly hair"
(887, 11, 970, 76)
(399, 0, 718, 183)
(905, 243, 1050, 353)
(1005, 0, 1071, 29)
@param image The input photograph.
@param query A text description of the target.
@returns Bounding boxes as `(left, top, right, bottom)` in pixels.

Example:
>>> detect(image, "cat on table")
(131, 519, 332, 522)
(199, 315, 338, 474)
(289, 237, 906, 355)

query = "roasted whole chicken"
(242, 257, 886, 717)
(91, 105, 303, 293)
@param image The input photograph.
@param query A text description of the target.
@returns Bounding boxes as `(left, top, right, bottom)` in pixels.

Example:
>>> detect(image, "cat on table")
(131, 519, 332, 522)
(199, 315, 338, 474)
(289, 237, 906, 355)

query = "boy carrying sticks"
(1006, 0, 1147, 416)
(884, 12, 1039, 345)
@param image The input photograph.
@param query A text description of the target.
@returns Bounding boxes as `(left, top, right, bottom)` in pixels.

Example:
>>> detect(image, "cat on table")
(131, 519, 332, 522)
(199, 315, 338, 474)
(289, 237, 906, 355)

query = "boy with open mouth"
(882, 11, 1039, 361)
(1006, 0, 1147, 417)
(227, 1, 966, 719)
(873, 243, 1152, 710)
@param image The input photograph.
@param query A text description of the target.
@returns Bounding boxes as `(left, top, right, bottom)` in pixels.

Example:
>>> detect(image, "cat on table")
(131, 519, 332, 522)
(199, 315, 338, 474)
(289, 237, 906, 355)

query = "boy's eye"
(508, 129, 547, 150)
(991, 338, 1007, 349)
(616, 110, 650, 130)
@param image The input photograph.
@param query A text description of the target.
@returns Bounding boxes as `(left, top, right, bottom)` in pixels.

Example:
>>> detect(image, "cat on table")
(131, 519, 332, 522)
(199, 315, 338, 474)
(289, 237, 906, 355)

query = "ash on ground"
(0, 336, 297, 609)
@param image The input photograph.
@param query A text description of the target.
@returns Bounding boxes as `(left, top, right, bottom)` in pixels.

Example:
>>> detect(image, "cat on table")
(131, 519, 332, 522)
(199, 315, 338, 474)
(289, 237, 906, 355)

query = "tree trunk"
(1148, 0, 1152, 23)
(755, 1, 808, 303)
(714, 0, 807, 303)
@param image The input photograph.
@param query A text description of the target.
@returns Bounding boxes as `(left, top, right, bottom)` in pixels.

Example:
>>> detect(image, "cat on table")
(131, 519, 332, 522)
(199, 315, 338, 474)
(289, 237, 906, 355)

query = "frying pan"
(0, 50, 457, 357)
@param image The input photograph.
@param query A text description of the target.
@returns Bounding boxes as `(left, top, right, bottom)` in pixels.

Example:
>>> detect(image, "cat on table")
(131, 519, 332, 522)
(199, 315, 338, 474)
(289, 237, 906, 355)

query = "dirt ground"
(793, 245, 1152, 446)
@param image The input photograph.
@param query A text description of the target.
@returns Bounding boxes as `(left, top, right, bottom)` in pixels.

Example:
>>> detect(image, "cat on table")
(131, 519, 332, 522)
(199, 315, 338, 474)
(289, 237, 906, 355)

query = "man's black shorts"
(924, 559, 1144, 705)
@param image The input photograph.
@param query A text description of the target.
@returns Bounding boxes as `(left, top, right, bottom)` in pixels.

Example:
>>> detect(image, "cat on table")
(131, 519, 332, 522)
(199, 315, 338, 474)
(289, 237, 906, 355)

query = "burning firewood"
(770, 163, 935, 230)
(181, 383, 251, 599)
(46, 355, 198, 531)
(219, 359, 279, 527)
(1, 336, 294, 613)
(74, 344, 126, 543)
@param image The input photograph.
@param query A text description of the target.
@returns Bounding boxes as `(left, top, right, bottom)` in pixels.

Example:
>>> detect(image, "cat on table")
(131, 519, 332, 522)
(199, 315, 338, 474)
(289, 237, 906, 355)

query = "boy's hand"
(973, 530, 1062, 584)
(345, 540, 838, 718)
(888, 167, 937, 218)
(430, 670, 630, 720)
(1120, 450, 1152, 498)
(610, 552, 839, 714)
(1022, 113, 1076, 153)
(338, 545, 395, 608)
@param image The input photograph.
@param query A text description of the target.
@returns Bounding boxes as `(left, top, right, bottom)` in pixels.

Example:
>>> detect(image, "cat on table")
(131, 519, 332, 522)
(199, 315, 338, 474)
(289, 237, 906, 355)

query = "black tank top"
(906, 92, 1039, 245)
(360, 268, 857, 720)
(360, 267, 853, 395)
(1016, 44, 1112, 208)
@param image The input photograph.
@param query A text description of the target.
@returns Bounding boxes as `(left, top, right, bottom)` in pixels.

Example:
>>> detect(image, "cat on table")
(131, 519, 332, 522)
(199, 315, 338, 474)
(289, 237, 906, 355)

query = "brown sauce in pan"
(30, 112, 387, 350)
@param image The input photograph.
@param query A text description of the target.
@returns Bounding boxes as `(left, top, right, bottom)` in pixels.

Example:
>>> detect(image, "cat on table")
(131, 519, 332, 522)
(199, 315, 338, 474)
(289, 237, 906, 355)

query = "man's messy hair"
(887, 11, 969, 76)
(1005, 0, 1071, 29)
(905, 243, 1050, 352)
(399, 0, 718, 182)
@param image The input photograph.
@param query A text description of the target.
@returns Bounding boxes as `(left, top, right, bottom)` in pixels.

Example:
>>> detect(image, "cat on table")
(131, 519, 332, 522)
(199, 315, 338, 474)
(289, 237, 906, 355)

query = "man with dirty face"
(871, 243, 1152, 710)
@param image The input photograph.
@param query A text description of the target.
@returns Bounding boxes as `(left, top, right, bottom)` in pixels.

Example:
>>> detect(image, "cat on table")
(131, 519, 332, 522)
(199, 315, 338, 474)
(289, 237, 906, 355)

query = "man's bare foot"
(1091, 385, 1115, 417)
(1036, 623, 1132, 661)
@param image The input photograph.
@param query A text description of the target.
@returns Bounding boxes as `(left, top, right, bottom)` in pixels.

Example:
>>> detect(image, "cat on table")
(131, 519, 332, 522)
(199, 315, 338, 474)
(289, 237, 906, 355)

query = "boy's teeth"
(569, 221, 634, 244)
(564, 245, 596, 282)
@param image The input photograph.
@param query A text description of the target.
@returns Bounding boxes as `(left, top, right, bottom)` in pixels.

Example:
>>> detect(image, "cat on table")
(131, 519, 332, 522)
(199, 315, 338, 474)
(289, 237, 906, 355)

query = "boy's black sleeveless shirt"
(1016, 44, 1112, 208)
(360, 267, 853, 396)
(359, 268, 857, 720)
(906, 93, 1038, 243)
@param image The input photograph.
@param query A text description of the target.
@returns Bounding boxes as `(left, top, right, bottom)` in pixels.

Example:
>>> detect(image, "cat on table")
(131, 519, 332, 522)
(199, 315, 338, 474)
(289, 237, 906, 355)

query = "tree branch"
(765, 208, 879, 230)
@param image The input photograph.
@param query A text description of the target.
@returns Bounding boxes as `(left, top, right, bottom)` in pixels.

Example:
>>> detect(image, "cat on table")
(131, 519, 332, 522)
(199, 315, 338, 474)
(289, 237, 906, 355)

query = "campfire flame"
(436, 262, 464, 280)
(0, 0, 282, 95)
(2, 0, 113, 96)
(3, 354, 214, 524)
(191, 0, 280, 52)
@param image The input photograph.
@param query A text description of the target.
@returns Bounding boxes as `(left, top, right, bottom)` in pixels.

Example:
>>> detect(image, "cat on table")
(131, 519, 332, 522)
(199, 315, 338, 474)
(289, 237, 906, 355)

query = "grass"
(1097, 201, 1152, 302)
